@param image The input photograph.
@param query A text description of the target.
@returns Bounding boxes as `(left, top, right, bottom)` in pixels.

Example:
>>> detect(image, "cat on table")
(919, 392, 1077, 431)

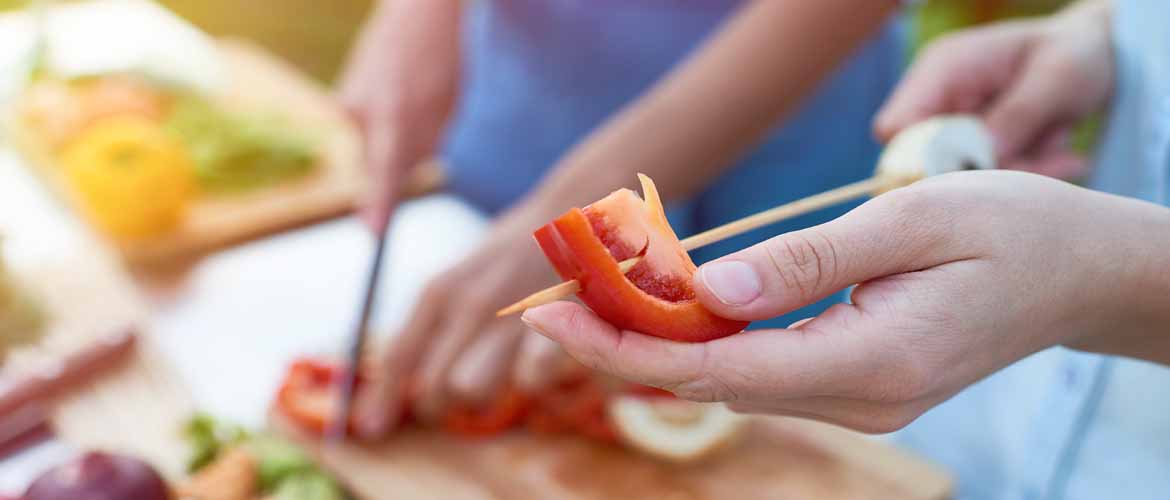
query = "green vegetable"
(911, 1, 1072, 54)
(181, 414, 352, 500)
(0, 244, 43, 361)
(182, 413, 250, 472)
(164, 96, 317, 194)
(246, 435, 316, 491)
(270, 472, 347, 500)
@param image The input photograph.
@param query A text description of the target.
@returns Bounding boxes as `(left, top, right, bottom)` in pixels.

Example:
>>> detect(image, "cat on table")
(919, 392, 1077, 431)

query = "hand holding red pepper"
(522, 171, 1170, 433)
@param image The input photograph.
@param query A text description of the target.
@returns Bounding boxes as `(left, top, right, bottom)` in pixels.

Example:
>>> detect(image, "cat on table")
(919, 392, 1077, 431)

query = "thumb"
(693, 193, 955, 321)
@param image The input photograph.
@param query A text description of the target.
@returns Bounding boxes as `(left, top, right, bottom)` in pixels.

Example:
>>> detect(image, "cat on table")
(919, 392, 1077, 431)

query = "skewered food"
(534, 174, 748, 342)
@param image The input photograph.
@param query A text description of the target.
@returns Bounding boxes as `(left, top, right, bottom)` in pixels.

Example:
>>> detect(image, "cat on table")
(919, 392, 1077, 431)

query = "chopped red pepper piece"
(442, 388, 531, 438)
(274, 358, 354, 436)
(624, 384, 676, 399)
(534, 175, 749, 342)
(275, 358, 621, 444)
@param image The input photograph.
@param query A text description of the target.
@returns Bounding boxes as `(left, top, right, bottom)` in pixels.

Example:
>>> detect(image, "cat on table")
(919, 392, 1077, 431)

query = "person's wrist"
(1126, 205, 1170, 340)
(1065, 196, 1170, 361)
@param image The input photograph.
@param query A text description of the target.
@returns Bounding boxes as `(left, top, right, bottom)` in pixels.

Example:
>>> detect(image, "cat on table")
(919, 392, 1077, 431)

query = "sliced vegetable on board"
(180, 414, 349, 500)
(60, 115, 196, 240)
(442, 387, 531, 438)
(274, 358, 358, 436)
(608, 395, 746, 463)
(164, 95, 317, 194)
(271, 357, 739, 461)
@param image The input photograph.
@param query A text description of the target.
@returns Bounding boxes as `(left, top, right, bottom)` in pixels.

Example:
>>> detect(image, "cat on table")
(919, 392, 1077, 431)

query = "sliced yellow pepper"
(60, 116, 196, 240)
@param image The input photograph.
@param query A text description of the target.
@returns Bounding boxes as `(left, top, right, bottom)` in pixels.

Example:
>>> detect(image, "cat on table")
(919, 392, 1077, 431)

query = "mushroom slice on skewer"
(876, 115, 996, 191)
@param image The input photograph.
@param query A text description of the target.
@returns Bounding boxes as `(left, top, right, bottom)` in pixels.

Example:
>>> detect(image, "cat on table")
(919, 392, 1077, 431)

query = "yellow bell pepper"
(60, 116, 196, 240)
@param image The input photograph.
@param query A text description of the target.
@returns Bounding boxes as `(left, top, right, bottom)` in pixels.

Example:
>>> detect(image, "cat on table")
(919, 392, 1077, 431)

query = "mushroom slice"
(876, 115, 996, 191)
(608, 396, 746, 462)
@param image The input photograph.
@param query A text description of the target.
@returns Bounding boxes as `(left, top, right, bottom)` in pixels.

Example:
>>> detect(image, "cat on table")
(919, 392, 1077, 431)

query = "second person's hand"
(874, 0, 1113, 177)
(352, 207, 579, 439)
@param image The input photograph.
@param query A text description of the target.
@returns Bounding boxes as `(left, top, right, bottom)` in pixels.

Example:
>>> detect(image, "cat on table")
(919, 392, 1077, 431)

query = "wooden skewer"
(497, 175, 895, 317)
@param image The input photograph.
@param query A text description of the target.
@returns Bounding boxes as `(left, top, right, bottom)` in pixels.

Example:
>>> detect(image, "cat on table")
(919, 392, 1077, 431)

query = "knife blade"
(328, 127, 399, 444)
(328, 223, 389, 444)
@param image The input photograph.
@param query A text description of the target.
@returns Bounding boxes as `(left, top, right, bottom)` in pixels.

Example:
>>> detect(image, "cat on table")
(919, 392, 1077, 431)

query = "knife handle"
(0, 329, 137, 418)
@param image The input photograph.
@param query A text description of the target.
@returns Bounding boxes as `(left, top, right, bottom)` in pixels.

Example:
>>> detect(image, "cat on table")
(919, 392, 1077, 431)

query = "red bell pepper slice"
(275, 359, 620, 445)
(275, 358, 420, 436)
(442, 388, 531, 438)
(534, 174, 749, 342)
(274, 358, 354, 436)
(624, 383, 676, 399)
(526, 376, 618, 443)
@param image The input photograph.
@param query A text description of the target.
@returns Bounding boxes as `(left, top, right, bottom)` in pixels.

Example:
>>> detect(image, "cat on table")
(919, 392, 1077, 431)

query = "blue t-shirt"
(441, 0, 904, 326)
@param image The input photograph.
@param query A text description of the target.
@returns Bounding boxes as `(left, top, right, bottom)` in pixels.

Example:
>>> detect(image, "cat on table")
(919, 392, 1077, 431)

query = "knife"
(328, 130, 399, 444)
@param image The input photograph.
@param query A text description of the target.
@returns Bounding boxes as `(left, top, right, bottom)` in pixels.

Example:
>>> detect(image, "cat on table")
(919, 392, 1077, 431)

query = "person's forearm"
(356, 0, 463, 162)
(367, 0, 462, 36)
(1069, 194, 1170, 365)
(516, 0, 898, 223)
(1119, 201, 1170, 364)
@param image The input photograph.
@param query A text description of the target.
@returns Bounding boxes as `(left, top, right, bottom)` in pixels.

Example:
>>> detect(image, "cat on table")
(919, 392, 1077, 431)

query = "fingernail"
(521, 310, 551, 338)
(698, 261, 761, 306)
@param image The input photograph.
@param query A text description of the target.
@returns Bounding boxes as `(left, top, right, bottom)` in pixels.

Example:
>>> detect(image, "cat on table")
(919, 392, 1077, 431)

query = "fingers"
(874, 24, 1034, 141)
(693, 192, 958, 321)
(447, 322, 524, 404)
(513, 330, 573, 393)
(1002, 127, 1087, 179)
(413, 307, 489, 421)
(984, 50, 1086, 163)
(352, 342, 418, 440)
(523, 301, 937, 434)
(521, 302, 870, 403)
(352, 277, 450, 439)
(873, 43, 965, 141)
(727, 396, 924, 434)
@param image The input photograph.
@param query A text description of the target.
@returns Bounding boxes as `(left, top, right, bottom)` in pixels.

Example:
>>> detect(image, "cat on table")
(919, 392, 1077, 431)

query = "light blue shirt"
(895, 2, 1170, 499)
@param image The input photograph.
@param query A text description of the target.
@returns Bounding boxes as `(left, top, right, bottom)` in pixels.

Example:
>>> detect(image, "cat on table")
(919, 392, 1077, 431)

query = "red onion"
(22, 451, 170, 500)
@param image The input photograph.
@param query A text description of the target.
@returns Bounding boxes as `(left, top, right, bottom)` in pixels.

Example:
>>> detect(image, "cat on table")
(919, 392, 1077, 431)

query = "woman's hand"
(352, 206, 582, 440)
(521, 171, 1170, 433)
(875, 0, 1113, 178)
(338, 0, 462, 230)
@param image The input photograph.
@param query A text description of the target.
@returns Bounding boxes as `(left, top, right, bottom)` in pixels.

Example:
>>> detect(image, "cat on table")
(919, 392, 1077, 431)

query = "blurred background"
(0, 0, 1072, 83)
(0, 1, 1078, 499)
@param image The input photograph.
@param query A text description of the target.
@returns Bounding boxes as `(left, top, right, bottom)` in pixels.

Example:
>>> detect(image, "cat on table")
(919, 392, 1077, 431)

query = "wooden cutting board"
(8, 38, 444, 266)
(276, 413, 953, 500)
(0, 169, 193, 478)
(1, 251, 193, 478)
